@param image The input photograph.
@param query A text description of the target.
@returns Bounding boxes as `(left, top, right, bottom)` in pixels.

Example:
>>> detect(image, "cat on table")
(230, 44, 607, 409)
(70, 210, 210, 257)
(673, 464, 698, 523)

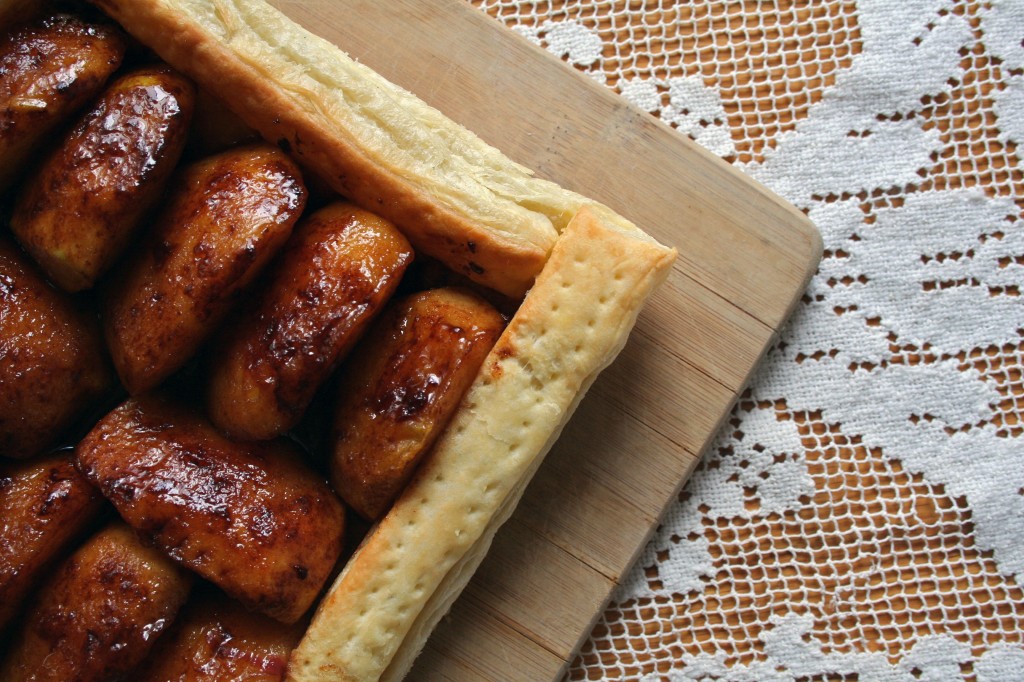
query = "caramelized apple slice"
(0, 13, 126, 192)
(208, 202, 413, 441)
(0, 451, 105, 633)
(137, 587, 305, 682)
(103, 144, 306, 394)
(11, 65, 195, 291)
(0, 522, 191, 682)
(0, 238, 114, 458)
(331, 288, 504, 520)
(76, 396, 345, 623)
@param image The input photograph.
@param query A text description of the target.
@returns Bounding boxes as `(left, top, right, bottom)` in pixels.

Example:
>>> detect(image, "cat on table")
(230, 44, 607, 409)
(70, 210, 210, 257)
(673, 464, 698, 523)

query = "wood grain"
(267, 1, 821, 679)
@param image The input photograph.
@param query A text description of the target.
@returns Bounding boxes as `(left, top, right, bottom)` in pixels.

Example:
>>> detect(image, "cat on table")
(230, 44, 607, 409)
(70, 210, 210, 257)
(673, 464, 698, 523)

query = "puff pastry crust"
(69, 0, 679, 679)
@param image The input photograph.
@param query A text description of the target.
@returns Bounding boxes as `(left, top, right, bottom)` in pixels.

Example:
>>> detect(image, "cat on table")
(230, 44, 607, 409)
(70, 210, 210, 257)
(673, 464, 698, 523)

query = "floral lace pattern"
(469, 1, 1024, 679)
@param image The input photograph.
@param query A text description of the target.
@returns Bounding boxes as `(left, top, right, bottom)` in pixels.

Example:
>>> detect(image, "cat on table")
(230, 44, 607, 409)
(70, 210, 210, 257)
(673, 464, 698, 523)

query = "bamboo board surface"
(267, 1, 823, 679)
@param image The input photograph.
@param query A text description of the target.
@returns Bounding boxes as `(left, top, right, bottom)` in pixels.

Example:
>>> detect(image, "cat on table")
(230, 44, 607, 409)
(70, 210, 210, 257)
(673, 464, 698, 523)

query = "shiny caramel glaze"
(331, 288, 505, 520)
(137, 587, 305, 682)
(0, 451, 105, 633)
(103, 143, 307, 394)
(11, 64, 196, 291)
(208, 202, 414, 441)
(0, 12, 125, 193)
(0, 522, 192, 682)
(0, 238, 114, 458)
(75, 396, 346, 623)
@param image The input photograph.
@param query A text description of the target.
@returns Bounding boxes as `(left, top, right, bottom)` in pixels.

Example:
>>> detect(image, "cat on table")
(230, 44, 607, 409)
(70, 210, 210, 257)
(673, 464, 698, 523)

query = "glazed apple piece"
(208, 201, 414, 441)
(75, 396, 345, 623)
(103, 143, 307, 394)
(331, 287, 505, 520)
(0, 522, 191, 682)
(0, 12, 126, 192)
(0, 238, 114, 458)
(0, 451, 105, 633)
(11, 64, 196, 291)
(137, 587, 305, 682)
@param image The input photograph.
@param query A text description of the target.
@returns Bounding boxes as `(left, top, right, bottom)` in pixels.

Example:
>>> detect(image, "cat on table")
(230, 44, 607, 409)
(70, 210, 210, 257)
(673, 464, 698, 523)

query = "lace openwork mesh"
(472, 0, 862, 165)
(468, 1, 1024, 680)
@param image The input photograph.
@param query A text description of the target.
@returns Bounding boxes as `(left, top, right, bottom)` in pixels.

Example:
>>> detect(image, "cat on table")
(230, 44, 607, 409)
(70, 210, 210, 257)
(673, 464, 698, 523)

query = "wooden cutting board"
(268, 1, 822, 679)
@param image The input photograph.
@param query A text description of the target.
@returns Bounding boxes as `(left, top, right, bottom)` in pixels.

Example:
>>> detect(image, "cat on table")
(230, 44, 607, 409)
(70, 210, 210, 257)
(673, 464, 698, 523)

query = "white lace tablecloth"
(469, 1, 1024, 680)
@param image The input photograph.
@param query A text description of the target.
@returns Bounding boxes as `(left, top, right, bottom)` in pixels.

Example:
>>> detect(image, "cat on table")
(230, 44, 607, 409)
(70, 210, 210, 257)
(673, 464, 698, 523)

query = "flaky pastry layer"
(79, 1, 679, 680)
